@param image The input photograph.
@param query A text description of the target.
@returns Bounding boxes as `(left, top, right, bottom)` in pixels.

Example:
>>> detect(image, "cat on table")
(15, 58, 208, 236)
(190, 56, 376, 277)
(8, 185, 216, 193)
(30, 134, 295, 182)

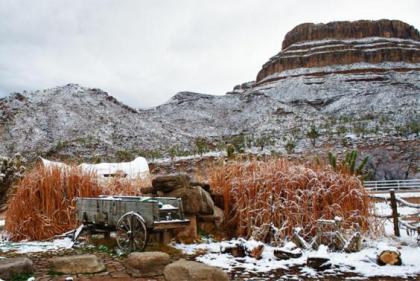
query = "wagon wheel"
(116, 211, 148, 252)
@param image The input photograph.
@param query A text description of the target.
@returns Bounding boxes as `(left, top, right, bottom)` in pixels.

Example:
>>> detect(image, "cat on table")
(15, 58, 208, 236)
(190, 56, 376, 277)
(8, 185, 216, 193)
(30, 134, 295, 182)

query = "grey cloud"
(0, 0, 419, 107)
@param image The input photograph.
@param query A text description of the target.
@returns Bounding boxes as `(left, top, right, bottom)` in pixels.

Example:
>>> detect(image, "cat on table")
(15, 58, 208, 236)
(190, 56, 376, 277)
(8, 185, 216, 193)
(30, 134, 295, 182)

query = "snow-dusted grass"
(5, 165, 146, 241)
(208, 159, 372, 240)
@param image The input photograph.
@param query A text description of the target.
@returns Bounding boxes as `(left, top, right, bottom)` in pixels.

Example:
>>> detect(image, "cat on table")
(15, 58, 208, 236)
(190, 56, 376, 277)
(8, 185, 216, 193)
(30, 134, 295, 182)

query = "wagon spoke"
(116, 212, 148, 253)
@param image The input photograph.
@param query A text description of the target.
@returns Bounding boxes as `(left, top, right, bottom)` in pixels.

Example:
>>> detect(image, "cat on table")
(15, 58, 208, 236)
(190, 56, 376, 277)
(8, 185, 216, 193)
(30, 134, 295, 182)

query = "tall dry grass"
(5, 165, 149, 241)
(208, 158, 372, 241)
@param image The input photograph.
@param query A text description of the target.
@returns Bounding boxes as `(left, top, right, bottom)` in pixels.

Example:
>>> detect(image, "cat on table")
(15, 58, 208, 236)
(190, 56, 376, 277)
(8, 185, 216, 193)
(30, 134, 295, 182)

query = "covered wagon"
(75, 195, 189, 252)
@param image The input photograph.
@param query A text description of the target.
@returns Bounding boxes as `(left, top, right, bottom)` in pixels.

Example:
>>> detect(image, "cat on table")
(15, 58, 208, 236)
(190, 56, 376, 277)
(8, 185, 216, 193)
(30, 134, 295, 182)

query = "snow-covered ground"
(0, 237, 74, 254)
(175, 199, 420, 279)
(0, 200, 418, 279)
(175, 232, 419, 279)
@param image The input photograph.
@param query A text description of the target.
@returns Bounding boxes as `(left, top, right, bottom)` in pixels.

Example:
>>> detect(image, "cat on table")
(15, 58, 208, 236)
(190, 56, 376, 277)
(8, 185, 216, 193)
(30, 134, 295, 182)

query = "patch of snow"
(152, 150, 226, 164)
(258, 62, 420, 84)
(160, 204, 176, 210)
(285, 37, 420, 50)
(0, 237, 74, 253)
(374, 201, 419, 217)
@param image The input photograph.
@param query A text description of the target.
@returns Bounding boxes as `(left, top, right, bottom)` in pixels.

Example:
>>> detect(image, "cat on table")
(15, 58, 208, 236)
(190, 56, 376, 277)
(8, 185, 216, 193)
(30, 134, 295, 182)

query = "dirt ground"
(2, 245, 419, 281)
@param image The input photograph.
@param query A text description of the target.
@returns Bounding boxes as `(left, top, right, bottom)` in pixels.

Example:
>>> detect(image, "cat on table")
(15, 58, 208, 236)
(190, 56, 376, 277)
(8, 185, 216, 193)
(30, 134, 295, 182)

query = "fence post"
(389, 190, 400, 237)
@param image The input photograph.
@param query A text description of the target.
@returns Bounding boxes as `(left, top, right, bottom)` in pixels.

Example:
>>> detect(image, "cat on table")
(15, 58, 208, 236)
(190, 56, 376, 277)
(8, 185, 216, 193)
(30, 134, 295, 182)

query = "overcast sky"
(0, 0, 419, 107)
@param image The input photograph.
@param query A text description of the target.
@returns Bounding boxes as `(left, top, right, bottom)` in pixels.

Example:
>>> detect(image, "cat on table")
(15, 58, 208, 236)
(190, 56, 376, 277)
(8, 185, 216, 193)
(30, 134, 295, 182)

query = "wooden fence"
(370, 190, 420, 238)
(365, 179, 420, 192)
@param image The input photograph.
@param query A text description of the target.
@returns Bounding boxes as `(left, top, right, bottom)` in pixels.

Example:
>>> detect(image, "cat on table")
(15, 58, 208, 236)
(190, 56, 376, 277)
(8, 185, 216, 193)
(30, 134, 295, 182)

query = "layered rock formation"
(256, 19, 420, 82)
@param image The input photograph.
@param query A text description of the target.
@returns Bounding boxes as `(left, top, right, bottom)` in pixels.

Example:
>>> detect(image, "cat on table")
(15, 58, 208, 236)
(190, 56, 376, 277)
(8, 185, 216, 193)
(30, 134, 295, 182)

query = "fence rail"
(370, 190, 420, 237)
(364, 179, 420, 192)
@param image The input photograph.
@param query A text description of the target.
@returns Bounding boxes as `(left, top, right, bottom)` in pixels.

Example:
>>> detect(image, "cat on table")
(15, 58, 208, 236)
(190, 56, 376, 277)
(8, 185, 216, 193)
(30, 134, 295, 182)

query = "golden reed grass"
(208, 158, 372, 241)
(5, 165, 150, 241)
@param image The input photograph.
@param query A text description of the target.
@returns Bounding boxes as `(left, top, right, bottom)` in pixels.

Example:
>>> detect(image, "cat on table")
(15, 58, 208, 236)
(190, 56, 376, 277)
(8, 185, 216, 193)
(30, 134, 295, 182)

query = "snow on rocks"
(174, 236, 420, 278)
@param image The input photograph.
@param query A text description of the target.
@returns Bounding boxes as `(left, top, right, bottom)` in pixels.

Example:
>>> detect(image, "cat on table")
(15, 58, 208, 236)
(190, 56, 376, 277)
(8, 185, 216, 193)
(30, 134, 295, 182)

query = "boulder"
(126, 251, 170, 277)
(198, 206, 224, 233)
(377, 250, 402, 266)
(152, 174, 190, 193)
(222, 244, 246, 258)
(210, 193, 224, 210)
(176, 215, 198, 244)
(164, 259, 229, 281)
(0, 257, 33, 280)
(48, 254, 105, 274)
(190, 181, 211, 192)
(167, 186, 215, 215)
(140, 186, 157, 195)
(274, 248, 303, 260)
(307, 257, 331, 271)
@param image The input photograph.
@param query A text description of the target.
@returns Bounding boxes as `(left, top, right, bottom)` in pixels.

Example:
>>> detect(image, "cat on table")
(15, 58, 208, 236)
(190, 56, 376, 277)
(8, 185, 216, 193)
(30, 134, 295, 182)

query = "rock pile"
(146, 174, 224, 243)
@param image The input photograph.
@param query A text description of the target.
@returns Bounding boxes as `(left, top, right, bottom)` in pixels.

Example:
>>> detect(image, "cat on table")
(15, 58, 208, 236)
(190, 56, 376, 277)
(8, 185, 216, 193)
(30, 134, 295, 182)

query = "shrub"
(5, 165, 149, 241)
(208, 159, 372, 242)
(0, 154, 26, 207)
(194, 137, 209, 156)
(306, 125, 320, 147)
(226, 144, 235, 159)
(284, 139, 296, 154)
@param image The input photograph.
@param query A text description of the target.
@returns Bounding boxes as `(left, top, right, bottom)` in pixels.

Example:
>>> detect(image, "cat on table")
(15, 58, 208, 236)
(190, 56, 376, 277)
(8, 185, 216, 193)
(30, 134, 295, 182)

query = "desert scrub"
(5, 164, 149, 241)
(208, 159, 373, 242)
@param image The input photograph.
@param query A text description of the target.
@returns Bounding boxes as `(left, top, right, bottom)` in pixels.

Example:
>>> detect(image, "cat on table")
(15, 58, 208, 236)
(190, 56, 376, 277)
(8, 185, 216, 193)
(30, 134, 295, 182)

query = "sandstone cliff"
(256, 19, 420, 82)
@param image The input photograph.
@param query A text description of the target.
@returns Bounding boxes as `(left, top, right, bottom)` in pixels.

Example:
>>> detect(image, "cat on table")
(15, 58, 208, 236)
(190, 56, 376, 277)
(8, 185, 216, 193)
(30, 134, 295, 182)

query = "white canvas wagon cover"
(40, 156, 150, 179)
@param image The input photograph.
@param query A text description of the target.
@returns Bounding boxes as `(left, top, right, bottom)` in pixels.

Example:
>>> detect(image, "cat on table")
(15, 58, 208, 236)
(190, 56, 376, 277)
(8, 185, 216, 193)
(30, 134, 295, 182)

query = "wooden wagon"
(75, 195, 189, 252)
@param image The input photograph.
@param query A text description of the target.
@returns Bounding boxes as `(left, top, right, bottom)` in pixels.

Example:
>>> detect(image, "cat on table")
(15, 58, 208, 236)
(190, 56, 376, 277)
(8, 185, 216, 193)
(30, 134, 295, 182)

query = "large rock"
(48, 254, 105, 274)
(307, 257, 332, 271)
(166, 185, 215, 215)
(256, 19, 420, 82)
(0, 257, 33, 280)
(198, 206, 224, 233)
(176, 215, 198, 244)
(126, 251, 170, 277)
(152, 174, 191, 193)
(164, 259, 229, 281)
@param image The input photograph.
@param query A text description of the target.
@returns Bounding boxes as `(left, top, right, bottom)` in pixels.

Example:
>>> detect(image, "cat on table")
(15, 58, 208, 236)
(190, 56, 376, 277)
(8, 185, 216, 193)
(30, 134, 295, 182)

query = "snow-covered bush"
(208, 158, 373, 242)
(0, 153, 26, 207)
(5, 164, 150, 241)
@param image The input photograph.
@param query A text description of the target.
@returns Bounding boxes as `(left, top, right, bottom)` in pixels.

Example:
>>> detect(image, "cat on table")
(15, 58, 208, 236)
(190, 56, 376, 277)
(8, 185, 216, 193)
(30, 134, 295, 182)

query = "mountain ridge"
(0, 19, 418, 178)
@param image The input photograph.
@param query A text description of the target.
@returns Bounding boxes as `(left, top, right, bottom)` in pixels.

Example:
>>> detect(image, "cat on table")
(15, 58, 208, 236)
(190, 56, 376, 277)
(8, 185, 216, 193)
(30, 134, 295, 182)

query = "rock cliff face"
(257, 19, 420, 82)
(0, 20, 418, 179)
